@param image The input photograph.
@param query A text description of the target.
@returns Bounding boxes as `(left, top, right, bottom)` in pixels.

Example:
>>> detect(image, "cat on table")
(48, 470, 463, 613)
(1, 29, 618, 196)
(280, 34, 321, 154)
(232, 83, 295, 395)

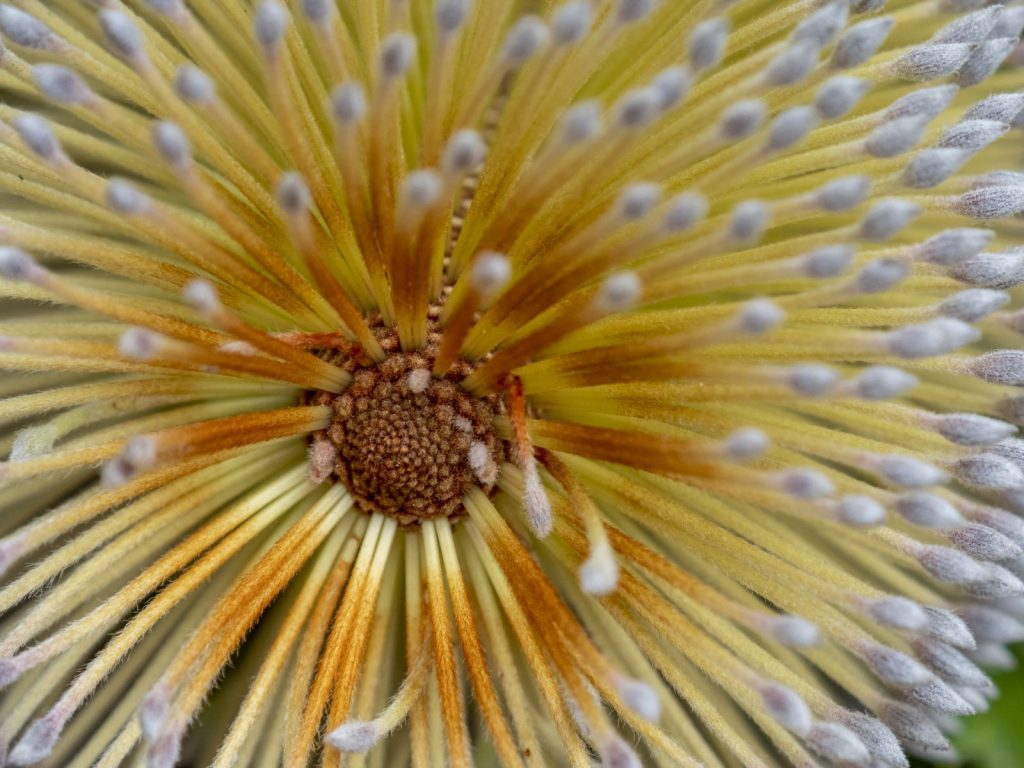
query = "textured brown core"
(306, 330, 504, 526)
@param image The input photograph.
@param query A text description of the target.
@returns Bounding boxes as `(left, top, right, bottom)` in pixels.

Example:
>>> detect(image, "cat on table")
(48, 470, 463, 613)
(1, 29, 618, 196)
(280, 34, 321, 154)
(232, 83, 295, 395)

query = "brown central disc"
(310, 350, 504, 527)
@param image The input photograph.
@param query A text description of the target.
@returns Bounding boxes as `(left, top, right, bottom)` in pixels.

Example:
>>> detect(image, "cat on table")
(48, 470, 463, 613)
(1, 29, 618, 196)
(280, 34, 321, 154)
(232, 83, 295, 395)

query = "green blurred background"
(929, 649, 1024, 767)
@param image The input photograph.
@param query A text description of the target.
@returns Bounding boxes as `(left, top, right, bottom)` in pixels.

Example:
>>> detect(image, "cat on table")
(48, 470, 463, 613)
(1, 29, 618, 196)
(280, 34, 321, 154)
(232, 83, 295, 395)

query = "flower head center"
(308, 340, 504, 526)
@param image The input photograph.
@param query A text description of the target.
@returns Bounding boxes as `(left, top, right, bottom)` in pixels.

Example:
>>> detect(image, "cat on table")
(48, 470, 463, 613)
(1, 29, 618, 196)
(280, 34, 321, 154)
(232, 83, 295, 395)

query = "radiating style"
(4, 0, 1024, 766)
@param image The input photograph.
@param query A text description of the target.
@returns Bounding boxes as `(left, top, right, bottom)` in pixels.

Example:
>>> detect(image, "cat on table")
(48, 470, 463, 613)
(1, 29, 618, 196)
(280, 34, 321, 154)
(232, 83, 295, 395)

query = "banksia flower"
(6, 0, 1024, 766)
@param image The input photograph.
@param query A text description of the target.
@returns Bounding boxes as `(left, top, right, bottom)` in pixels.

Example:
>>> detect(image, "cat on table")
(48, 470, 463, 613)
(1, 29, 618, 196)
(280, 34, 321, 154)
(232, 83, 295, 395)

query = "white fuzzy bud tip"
(551, 1, 592, 44)
(175, 65, 215, 104)
(689, 18, 729, 71)
(9, 713, 61, 765)
(617, 183, 661, 220)
(663, 193, 707, 232)
(147, 0, 185, 16)
(896, 492, 964, 528)
(879, 700, 951, 754)
(560, 100, 602, 144)
(719, 99, 766, 140)
(11, 425, 60, 463)
(326, 720, 380, 752)
(760, 683, 812, 736)
(435, 0, 470, 34)
(874, 454, 947, 488)
(379, 33, 416, 78)
(523, 466, 553, 538)
(833, 17, 895, 69)
(917, 638, 987, 692)
(99, 10, 144, 60)
(792, 0, 848, 47)
(886, 318, 979, 359)
(33, 65, 92, 105)
(123, 435, 157, 468)
(443, 130, 486, 176)
(815, 76, 871, 119)
(182, 279, 221, 315)
(860, 199, 920, 241)
(972, 642, 1017, 669)
(615, 676, 660, 722)
(917, 228, 994, 266)
(723, 428, 770, 461)
(152, 121, 191, 167)
(836, 712, 908, 768)
(939, 120, 1009, 152)
(601, 736, 642, 768)
(729, 200, 770, 243)
(961, 603, 1024, 643)
(991, 438, 1024, 468)
(856, 258, 908, 293)
(852, 365, 917, 399)
(651, 66, 691, 113)
(957, 37, 1016, 88)
(816, 176, 870, 212)
(932, 7, 1000, 45)
(765, 40, 819, 86)
(836, 494, 887, 527)
(275, 172, 312, 214)
(908, 677, 975, 715)
(0, 6, 56, 50)
(768, 106, 818, 151)
(932, 412, 1015, 445)
(869, 596, 928, 631)
(953, 186, 1024, 220)
(949, 522, 1022, 562)
(331, 83, 367, 124)
(972, 350, 1024, 386)
(301, 0, 331, 24)
(787, 364, 838, 396)
(807, 722, 871, 766)
(917, 638, 987, 688)
(255, 1, 289, 50)
(615, 88, 660, 130)
(779, 468, 834, 499)
(801, 244, 856, 277)
(471, 251, 511, 296)
(502, 15, 549, 63)
(407, 368, 431, 395)
(864, 643, 932, 687)
(308, 439, 337, 484)
(918, 545, 988, 585)
(0, 247, 40, 282)
(995, 6, 1024, 40)
(966, 93, 1024, 124)
(738, 298, 784, 334)
(617, 0, 654, 24)
(866, 114, 930, 158)
(579, 540, 619, 596)
(951, 454, 1024, 490)
(885, 85, 959, 122)
(891, 43, 973, 82)
(12, 114, 60, 162)
(595, 272, 642, 312)
(106, 180, 151, 216)
(954, 249, 1024, 290)
(119, 328, 160, 361)
(467, 441, 497, 485)
(401, 170, 442, 209)
(924, 607, 975, 650)
(768, 614, 821, 647)
(976, 171, 1024, 189)
(903, 148, 968, 189)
